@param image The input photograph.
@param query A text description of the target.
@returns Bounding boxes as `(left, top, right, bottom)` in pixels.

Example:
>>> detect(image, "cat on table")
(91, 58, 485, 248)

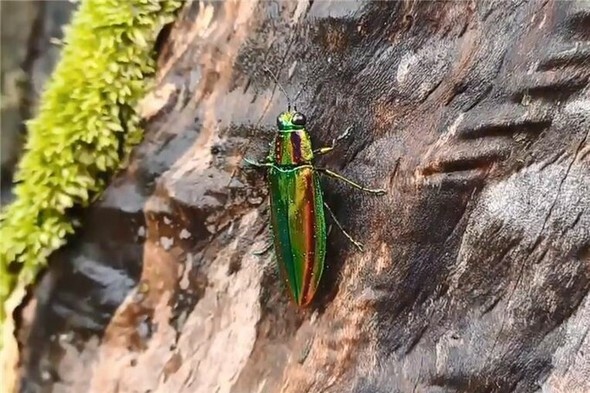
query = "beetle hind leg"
(253, 241, 273, 256)
(323, 202, 364, 251)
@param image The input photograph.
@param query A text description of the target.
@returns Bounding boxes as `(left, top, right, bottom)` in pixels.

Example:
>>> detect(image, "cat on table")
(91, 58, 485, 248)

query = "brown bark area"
(13, 1, 590, 392)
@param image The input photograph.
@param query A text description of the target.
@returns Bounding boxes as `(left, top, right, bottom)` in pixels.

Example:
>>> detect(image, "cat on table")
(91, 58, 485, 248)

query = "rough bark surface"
(15, 1, 590, 392)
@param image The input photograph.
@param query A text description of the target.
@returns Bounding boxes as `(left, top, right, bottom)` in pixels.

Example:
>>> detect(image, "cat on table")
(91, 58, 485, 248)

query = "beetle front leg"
(317, 168, 386, 195)
(313, 125, 353, 156)
(243, 157, 274, 168)
(323, 202, 364, 251)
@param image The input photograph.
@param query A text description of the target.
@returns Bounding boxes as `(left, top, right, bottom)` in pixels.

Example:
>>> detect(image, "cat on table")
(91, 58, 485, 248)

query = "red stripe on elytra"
(274, 137, 282, 163)
(300, 170, 317, 305)
(291, 132, 302, 164)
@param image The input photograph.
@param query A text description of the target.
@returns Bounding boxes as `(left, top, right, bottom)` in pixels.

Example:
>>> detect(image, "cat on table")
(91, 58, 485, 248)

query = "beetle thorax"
(272, 130, 314, 165)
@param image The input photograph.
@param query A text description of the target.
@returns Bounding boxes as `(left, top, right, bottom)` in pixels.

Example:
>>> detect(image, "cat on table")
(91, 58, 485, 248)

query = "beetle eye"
(276, 115, 283, 128)
(292, 112, 306, 126)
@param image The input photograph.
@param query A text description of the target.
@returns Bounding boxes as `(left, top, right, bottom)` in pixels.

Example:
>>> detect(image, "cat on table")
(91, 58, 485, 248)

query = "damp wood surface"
(13, 1, 590, 393)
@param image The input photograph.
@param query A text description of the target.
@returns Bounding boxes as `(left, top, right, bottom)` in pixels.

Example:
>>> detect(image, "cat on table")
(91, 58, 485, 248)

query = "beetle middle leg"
(323, 202, 364, 251)
(313, 125, 353, 156)
(317, 168, 386, 195)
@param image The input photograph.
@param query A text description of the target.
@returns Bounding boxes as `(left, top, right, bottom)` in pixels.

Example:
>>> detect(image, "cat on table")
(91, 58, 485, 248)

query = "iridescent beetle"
(245, 68, 386, 306)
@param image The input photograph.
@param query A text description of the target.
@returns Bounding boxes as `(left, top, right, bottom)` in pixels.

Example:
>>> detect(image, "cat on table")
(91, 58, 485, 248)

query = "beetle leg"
(317, 168, 386, 195)
(244, 157, 273, 168)
(323, 202, 364, 251)
(313, 146, 334, 155)
(297, 337, 314, 364)
(253, 242, 273, 256)
(313, 125, 353, 156)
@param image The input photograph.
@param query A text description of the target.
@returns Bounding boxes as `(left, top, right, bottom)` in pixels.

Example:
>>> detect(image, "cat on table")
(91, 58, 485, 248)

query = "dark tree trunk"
(14, 1, 590, 392)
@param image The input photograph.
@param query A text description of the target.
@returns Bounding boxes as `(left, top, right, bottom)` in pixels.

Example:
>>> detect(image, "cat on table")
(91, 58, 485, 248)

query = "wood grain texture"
(13, 1, 590, 392)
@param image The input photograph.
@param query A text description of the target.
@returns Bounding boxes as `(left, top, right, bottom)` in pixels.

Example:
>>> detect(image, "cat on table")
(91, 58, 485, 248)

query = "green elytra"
(245, 68, 386, 307)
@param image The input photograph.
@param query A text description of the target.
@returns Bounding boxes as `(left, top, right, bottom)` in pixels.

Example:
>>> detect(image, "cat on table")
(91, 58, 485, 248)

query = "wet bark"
(14, 1, 590, 392)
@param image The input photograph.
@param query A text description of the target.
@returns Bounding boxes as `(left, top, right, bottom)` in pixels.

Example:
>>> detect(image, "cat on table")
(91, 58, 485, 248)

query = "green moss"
(0, 0, 180, 336)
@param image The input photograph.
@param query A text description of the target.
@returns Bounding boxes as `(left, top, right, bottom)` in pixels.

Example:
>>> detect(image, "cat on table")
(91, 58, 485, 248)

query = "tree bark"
(15, 1, 590, 392)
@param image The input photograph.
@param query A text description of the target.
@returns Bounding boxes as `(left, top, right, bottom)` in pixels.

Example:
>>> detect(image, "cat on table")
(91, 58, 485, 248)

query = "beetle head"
(277, 110, 307, 131)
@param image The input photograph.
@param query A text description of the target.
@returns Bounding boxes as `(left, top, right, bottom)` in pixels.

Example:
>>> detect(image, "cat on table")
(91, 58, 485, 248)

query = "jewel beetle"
(245, 69, 386, 306)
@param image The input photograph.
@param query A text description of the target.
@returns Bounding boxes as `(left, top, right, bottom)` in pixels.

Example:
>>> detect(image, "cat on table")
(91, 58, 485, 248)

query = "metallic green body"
(266, 111, 326, 306)
(268, 164, 326, 306)
(246, 109, 385, 306)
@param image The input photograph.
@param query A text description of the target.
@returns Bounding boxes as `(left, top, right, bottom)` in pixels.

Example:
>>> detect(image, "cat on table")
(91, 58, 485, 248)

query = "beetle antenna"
(263, 66, 292, 110)
(292, 81, 307, 104)
(291, 74, 310, 112)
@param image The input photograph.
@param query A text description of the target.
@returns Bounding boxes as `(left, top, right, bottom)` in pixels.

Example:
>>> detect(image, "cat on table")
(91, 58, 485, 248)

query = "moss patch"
(0, 0, 180, 337)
